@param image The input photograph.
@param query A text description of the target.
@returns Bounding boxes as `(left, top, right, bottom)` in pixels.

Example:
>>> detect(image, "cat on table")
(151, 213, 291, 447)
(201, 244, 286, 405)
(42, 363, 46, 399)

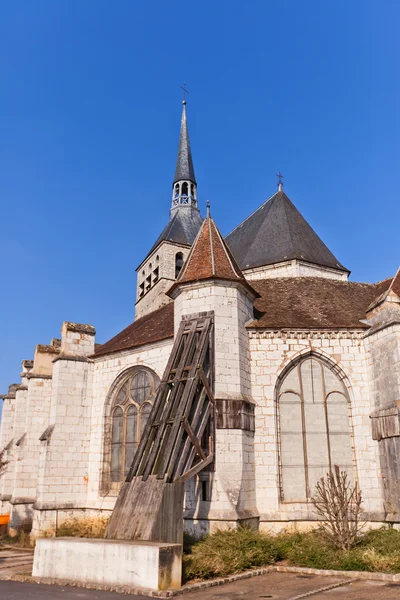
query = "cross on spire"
(276, 171, 284, 191)
(180, 82, 189, 104)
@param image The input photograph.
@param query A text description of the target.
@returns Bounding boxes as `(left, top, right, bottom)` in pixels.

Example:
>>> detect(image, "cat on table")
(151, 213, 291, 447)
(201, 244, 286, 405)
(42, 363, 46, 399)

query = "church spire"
(172, 97, 198, 211)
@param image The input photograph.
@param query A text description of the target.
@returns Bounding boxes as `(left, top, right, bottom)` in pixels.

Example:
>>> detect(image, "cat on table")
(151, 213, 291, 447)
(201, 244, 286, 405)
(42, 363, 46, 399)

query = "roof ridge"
(226, 190, 280, 237)
(209, 218, 215, 276)
(213, 220, 243, 279)
(280, 193, 296, 259)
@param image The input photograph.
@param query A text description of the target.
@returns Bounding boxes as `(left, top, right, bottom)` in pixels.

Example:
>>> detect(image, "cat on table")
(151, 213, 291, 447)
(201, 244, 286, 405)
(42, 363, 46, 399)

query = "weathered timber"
(106, 314, 215, 542)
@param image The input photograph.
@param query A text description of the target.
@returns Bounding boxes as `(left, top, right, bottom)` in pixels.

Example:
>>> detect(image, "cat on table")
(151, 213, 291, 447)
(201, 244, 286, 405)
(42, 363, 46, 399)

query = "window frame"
(101, 366, 160, 495)
(276, 354, 356, 504)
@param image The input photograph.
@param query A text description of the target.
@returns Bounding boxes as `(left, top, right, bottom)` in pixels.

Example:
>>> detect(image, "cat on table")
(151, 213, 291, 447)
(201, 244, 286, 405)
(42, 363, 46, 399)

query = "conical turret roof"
(168, 214, 259, 297)
(173, 102, 196, 184)
(226, 190, 348, 273)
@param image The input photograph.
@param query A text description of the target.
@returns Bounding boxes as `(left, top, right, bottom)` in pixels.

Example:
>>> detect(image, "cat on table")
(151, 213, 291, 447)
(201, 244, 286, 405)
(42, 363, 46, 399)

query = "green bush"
(182, 526, 400, 582)
(183, 527, 280, 581)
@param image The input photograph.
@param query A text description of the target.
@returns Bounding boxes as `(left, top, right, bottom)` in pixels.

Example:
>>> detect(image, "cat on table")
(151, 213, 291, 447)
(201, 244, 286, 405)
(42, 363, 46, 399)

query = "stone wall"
(365, 322, 400, 520)
(243, 259, 348, 281)
(248, 329, 384, 531)
(135, 241, 191, 318)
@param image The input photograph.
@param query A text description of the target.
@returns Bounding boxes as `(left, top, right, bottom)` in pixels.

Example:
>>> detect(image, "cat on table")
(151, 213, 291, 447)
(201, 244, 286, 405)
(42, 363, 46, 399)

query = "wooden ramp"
(106, 314, 214, 542)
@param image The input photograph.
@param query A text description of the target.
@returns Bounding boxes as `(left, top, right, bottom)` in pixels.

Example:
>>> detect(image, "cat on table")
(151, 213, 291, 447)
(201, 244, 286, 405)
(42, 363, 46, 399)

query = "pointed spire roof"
(168, 214, 259, 297)
(226, 190, 349, 274)
(173, 102, 196, 184)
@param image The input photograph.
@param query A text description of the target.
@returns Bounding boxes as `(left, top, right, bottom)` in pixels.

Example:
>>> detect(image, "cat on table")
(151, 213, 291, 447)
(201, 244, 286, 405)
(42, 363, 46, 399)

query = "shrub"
(183, 527, 280, 581)
(312, 466, 364, 550)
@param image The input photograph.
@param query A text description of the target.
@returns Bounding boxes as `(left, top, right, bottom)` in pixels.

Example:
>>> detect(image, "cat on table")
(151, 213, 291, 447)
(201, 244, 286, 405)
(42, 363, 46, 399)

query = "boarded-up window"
(109, 368, 158, 483)
(278, 357, 354, 502)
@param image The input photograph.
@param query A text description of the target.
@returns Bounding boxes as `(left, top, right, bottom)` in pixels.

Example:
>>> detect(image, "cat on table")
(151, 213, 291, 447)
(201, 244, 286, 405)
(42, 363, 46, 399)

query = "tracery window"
(277, 356, 354, 502)
(109, 368, 159, 483)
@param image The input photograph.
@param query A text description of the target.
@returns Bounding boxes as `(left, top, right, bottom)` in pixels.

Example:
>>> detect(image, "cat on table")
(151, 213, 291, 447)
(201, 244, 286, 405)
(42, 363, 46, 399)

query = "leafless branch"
(312, 465, 364, 550)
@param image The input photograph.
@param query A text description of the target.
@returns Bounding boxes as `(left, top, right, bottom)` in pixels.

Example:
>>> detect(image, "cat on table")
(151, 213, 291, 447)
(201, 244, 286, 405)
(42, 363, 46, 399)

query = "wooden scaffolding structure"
(106, 314, 214, 543)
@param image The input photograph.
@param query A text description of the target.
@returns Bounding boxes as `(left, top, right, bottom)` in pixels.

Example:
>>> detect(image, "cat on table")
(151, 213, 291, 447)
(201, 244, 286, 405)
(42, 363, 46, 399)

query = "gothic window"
(182, 182, 188, 196)
(277, 356, 354, 502)
(108, 368, 159, 485)
(175, 252, 184, 278)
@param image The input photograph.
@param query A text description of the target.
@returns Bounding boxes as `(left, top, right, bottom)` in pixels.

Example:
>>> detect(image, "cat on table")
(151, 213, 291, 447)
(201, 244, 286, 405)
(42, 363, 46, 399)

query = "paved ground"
(0, 546, 34, 577)
(0, 581, 148, 599)
(1, 558, 400, 599)
(188, 571, 400, 600)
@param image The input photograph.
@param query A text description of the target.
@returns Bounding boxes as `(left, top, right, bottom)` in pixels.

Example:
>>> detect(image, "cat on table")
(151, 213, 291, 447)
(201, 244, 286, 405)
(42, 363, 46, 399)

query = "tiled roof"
(168, 216, 259, 297)
(93, 303, 174, 358)
(226, 191, 349, 273)
(248, 277, 392, 329)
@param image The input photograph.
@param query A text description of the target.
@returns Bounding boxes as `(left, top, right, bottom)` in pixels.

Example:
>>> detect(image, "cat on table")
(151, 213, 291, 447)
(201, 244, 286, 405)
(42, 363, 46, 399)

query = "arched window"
(277, 356, 354, 502)
(175, 252, 184, 279)
(181, 182, 188, 196)
(107, 367, 159, 485)
(174, 183, 180, 198)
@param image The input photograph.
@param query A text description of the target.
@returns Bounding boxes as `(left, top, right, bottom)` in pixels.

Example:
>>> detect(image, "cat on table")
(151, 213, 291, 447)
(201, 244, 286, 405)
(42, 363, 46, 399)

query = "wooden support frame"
(106, 314, 215, 542)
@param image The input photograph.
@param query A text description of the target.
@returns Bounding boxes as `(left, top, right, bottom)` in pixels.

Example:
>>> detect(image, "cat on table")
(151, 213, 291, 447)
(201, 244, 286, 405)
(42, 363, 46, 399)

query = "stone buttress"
(365, 269, 400, 521)
(31, 322, 95, 537)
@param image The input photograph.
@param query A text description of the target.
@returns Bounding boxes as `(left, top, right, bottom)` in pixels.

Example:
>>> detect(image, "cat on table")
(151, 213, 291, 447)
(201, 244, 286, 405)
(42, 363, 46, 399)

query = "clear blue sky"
(1, 1, 399, 398)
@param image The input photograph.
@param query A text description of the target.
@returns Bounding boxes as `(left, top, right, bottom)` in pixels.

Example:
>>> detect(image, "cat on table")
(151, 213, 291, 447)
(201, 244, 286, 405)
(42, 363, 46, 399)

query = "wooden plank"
(162, 319, 212, 480)
(142, 320, 199, 479)
(174, 454, 214, 485)
(184, 417, 206, 460)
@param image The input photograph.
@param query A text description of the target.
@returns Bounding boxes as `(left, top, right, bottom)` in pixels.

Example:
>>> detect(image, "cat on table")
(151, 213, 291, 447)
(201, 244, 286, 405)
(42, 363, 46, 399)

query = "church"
(1, 100, 400, 540)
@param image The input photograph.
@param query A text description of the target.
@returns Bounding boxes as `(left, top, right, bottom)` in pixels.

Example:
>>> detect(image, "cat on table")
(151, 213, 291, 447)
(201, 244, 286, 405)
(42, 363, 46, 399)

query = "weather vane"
(180, 82, 189, 104)
(276, 171, 284, 190)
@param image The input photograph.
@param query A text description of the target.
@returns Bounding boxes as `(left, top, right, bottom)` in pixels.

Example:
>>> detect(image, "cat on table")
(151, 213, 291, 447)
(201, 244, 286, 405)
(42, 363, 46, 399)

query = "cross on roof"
(276, 171, 284, 189)
(180, 82, 189, 104)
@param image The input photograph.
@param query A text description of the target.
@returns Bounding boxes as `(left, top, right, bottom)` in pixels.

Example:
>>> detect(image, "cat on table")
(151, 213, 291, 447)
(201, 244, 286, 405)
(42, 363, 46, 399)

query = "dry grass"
(55, 516, 110, 539)
(183, 526, 400, 582)
(183, 527, 280, 581)
(0, 530, 33, 548)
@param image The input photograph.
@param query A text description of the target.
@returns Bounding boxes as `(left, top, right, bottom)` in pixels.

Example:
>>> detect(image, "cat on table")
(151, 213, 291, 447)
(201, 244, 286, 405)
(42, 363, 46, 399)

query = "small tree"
(0, 448, 8, 478)
(312, 465, 364, 551)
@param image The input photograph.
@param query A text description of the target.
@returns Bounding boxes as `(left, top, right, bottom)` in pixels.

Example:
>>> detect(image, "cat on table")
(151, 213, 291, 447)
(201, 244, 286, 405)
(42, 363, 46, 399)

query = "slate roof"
(93, 303, 174, 358)
(168, 215, 259, 297)
(226, 190, 349, 273)
(174, 102, 196, 184)
(144, 207, 203, 261)
(248, 277, 392, 329)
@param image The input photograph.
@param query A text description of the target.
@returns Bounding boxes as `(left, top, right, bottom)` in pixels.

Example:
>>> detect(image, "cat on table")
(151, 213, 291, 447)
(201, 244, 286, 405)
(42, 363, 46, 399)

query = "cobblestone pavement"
(187, 571, 400, 600)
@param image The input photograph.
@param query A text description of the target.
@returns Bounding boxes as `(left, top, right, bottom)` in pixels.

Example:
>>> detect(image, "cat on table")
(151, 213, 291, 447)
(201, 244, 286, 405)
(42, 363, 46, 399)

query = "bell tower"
(171, 100, 198, 212)
(135, 98, 203, 319)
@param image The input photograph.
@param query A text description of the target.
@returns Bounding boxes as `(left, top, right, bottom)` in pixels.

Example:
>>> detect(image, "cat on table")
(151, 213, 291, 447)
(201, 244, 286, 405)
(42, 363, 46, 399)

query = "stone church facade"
(1, 101, 400, 539)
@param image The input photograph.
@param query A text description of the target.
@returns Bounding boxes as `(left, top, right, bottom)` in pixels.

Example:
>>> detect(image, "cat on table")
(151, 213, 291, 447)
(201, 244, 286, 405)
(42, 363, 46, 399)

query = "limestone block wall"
(243, 259, 348, 282)
(10, 374, 53, 531)
(248, 329, 383, 530)
(135, 241, 191, 318)
(173, 280, 255, 399)
(173, 280, 258, 529)
(32, 323, 96, 537)
(0, 385, 17, 513)
(364, 322, 400, 519)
